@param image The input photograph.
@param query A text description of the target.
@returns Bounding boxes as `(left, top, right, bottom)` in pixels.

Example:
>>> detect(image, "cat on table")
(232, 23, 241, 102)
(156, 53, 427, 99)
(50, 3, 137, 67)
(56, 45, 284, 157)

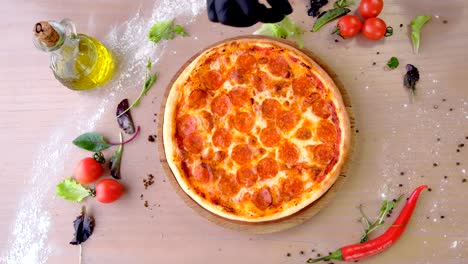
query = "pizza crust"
(163, 37, 350, 222)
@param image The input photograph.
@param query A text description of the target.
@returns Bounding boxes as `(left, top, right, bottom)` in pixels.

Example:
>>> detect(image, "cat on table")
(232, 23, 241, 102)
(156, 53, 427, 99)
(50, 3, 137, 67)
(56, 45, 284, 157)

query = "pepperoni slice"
(236, 53, 257, 71)
(261, 99, 282, 120)
(200, 111, 214, 131)
(229, 67, 248, 84)
(313, 143, 336, 165)
(211, 94, 232, 117)
(295, 127, 312, 140)
(228, 87, 250, 106)
(282, 176, 304, 201)
(177, 115, 197, 138)
(260, 126, 281, 147)
(202, 70, 223, 90)
(183, 133, 204, 154)
(251, 187, 273, 210)
(217, 170, 240, 196)
(311, 98, 331, 119)
(292, 75, 316, 97)
(233, 112, 255, 133)
(252, 71, 270, 92)
(277, 110, 298, 132)
(316, 119, 337, 143)
(231, 144, 253, 165)
(188, 89, 208, 109)
(214, 151, 227, 162)
(279, 142, 300, 164)
(192, 163, 213, 183)
(257, 157, 279, 179)
(212, 128, 232, 149)
(267, 56, 290, 77)
(301, 92, 321, 111)
(236, 167, 258, 187)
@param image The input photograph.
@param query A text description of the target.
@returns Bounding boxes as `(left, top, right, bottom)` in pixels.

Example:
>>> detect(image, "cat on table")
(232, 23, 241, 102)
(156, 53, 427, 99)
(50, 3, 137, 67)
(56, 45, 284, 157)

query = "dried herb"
(109, 133, 123, 179)
(308, 0, 328, 17)
(72, 126, 141, 152)
(386, 57, 399, 69)
(56, 178, 92, 202)
(403, 64, 420, 94)
(70, 206, 94, 245)
(116, 99, 135, 134)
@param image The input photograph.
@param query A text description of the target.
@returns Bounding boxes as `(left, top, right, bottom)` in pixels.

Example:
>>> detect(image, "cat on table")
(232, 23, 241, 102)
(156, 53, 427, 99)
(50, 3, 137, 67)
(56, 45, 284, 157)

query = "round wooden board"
(157, 36, 356, 234)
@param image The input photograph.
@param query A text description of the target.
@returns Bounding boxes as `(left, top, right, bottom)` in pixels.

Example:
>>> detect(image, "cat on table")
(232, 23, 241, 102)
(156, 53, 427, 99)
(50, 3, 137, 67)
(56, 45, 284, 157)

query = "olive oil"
(34, 19, 115, 90)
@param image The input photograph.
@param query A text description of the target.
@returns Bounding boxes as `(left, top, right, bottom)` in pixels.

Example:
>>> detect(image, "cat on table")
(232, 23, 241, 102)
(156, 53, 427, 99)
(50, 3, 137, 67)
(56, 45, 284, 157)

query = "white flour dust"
(0, 1, 204, 263)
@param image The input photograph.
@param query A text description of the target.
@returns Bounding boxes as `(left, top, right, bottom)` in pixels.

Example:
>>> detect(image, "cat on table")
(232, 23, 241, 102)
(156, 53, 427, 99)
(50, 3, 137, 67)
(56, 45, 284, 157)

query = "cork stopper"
(34, 21, 59, 47)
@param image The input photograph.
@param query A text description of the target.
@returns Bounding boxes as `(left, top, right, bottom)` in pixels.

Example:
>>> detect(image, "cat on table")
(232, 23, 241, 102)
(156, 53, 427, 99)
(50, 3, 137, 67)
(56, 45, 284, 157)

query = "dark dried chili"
(307, 185, 428, 263)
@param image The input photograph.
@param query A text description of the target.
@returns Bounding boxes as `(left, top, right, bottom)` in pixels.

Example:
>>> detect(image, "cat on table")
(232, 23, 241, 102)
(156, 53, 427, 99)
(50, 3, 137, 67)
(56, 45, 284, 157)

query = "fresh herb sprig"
(117, 61, 157, 118)
(72, 126, 140, 152)
(359, 195, 403, 243)
(334, 0, 355, 8)
(109, 133, 124, 179)
(148, 19, 189, 44)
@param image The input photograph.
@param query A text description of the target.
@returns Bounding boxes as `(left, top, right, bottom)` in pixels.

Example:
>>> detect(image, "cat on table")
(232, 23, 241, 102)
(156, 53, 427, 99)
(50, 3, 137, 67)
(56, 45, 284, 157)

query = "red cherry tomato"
(337, 15, 362, 38)
(359, 0, 384, 19)
(74, 157, 103, 184)
(95, 179, 123, 203)
(362, 18, 387, 40)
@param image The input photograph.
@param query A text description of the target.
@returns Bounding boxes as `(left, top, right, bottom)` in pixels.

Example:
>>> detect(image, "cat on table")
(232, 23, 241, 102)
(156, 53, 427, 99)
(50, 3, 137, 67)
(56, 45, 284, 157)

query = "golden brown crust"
(163, 37, 350, 222)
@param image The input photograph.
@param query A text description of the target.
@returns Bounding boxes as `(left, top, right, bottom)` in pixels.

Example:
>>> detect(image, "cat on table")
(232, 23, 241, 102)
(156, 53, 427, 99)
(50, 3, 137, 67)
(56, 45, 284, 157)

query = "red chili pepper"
(307, 185, 428, 263)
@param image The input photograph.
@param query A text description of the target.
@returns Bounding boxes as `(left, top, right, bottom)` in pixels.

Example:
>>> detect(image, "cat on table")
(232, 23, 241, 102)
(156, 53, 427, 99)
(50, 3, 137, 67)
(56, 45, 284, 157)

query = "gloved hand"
(207, 0, 292, 27)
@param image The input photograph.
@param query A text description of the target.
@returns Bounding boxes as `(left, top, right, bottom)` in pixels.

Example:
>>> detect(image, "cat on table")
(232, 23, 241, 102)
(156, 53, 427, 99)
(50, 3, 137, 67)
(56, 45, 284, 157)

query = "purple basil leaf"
(70, 206, 94, 245)
(116, 99, 135, 134)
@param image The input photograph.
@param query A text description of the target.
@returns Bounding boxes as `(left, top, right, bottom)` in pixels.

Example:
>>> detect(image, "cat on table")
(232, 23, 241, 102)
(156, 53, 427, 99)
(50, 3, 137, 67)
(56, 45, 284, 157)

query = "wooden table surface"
(1, 0, 467, 263)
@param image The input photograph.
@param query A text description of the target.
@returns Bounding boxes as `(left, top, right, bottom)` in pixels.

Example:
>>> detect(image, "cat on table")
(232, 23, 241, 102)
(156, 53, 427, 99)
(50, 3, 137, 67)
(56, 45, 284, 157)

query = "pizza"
(163, 37, 350, 222)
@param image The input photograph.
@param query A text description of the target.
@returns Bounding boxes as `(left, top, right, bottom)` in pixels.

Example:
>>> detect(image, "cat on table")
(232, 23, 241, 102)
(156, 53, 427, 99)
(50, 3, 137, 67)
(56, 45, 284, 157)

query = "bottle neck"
(33, 19, 76, 53)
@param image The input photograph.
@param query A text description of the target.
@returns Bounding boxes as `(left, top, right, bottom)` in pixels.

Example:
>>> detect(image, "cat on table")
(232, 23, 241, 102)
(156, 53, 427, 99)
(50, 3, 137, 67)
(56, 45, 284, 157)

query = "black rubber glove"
(207, 0, 292, 27)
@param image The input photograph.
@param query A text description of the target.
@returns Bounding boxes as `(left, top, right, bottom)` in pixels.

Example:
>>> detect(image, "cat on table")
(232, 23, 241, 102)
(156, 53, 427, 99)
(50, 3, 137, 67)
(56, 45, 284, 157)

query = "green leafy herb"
(386, 57, 399, 69)
(148, 19, 189, 44)
(117, 63, 158, 118)
(410, 15, 431, 54)
(56, 178, 92, 202)
(359, 195, 403, 243)
(109, 133, 123, 179)
(72, 133, 111, 152)
(73, 127, 141, 152)
(253, 16, 304, 48)
(312, 7, 351, 32)
(334, 0, 355, 8)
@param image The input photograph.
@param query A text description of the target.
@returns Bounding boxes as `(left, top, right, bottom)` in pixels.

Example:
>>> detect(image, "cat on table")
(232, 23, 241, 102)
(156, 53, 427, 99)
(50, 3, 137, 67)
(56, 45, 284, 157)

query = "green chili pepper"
(312, 8, 351, 32)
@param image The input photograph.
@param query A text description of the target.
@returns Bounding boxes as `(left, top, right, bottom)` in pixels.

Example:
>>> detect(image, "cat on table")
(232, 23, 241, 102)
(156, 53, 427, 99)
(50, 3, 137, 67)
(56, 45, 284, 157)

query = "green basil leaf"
(386, 57, 399, 69)
(334, 0, 355, 8)
(410, 15, 431, 54)
(56, 178, 91, 202)
(109, 133, 124, 179)
(72, 132, 111, 152)
(174, 25, 189, 37)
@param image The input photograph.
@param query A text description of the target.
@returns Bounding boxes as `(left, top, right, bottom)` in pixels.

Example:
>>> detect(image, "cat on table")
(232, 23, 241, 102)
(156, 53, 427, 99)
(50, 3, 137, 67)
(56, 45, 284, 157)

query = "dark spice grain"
(456, 162, 461, 166)
(443, 20, 448, 24)
(428, 188, 432, 192)
(143, 174, 155, 189)
(459, 143, 464, 148)
(433, 163, 438, 167)
(148, 135, 155, 142)
(400, 24, 403, 27)
(300, 251, 305, 255)
(286, 253, 291, 257)
(400, 171, 405, 176)
(462, 178, 467, 183)
(372, 62, 376, 66)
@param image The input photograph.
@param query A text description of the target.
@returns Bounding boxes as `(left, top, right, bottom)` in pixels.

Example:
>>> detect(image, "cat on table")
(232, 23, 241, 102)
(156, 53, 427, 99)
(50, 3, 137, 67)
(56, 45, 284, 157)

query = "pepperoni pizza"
(163, 37, 350, 222)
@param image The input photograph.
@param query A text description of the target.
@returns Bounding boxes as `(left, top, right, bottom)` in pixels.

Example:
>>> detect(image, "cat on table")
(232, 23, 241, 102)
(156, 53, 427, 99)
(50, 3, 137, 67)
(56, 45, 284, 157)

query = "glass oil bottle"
(33, 19, 115, 90)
